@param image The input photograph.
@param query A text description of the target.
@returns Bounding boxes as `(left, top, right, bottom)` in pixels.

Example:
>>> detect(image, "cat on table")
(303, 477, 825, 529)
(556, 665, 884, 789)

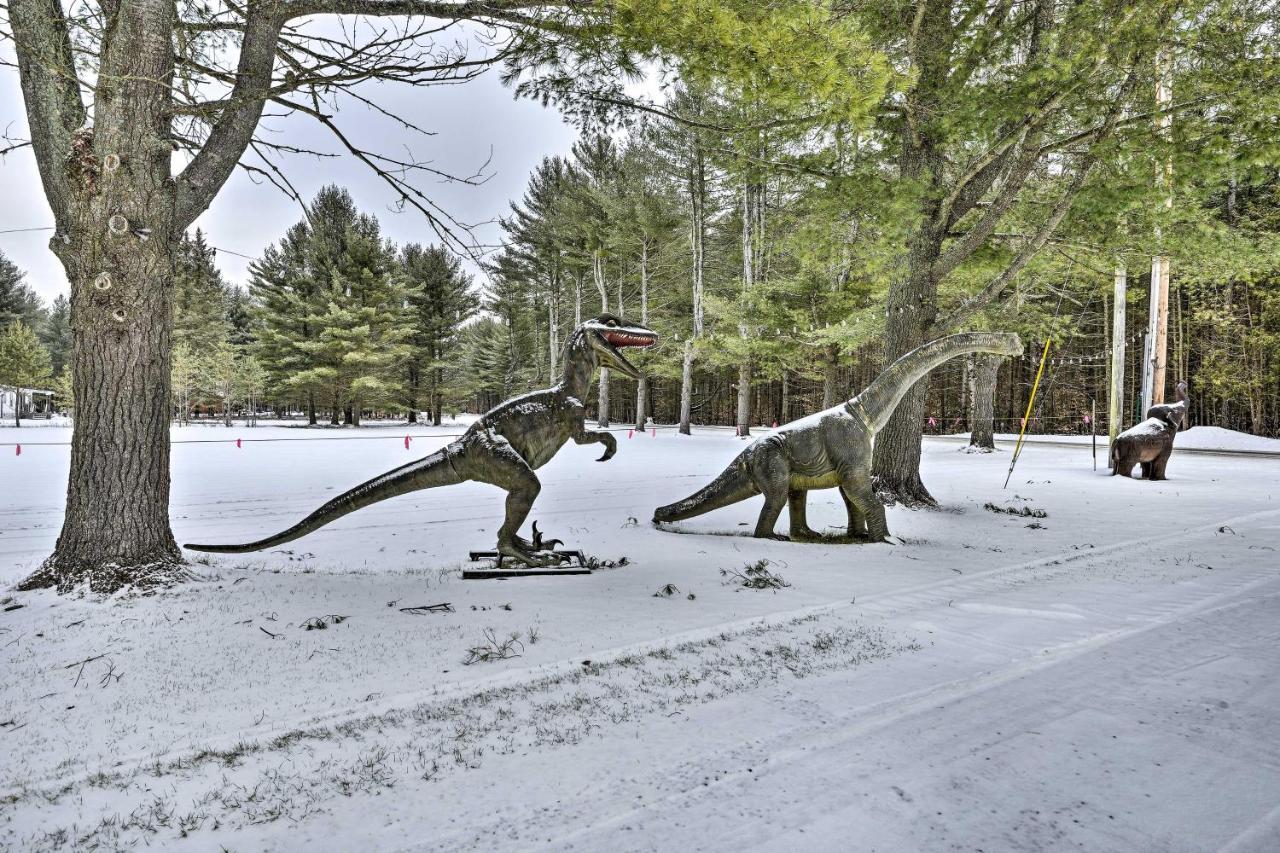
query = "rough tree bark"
(966, 354, 1004, 452)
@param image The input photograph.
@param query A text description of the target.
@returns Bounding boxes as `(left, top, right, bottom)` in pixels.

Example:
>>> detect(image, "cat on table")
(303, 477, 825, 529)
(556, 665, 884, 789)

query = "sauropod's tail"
(185, 447, 463, 553)
(653, 462, 758, 523)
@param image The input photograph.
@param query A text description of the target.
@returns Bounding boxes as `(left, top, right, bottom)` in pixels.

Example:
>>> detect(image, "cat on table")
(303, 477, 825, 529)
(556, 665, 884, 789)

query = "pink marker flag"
(628, 430, 634, 439)
(14, 444, 20, 456)
(651, 428, 656, 437)
(1083, 414, 1092, 424)
(404, 435, 411, 450)
(236, 438, 242, 449)
(927, 417, 937, 427)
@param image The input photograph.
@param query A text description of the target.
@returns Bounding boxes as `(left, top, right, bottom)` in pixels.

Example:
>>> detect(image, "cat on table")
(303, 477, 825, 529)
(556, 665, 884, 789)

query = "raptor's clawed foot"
(497, 540, 571, 568)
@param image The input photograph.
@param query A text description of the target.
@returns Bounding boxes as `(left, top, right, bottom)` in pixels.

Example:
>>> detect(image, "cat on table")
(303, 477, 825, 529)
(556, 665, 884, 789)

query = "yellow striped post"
(1004, 338, 1052, 489)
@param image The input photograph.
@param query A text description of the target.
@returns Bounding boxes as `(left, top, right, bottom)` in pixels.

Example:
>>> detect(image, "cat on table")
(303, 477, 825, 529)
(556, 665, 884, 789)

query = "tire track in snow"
(507, 560, 1280, 853)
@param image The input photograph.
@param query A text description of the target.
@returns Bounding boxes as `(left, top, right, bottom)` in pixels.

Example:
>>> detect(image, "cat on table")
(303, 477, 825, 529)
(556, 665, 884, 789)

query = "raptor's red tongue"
(604, 331, 655, 348)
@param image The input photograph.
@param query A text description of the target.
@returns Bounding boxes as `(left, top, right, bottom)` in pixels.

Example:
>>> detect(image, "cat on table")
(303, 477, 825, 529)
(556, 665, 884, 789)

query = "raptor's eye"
(606, 319, 618, 327)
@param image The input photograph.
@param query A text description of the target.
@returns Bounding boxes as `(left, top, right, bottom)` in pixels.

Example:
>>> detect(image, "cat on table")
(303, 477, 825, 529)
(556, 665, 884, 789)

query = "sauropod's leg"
(750, 452, 791, 540)
(1140, 460, 1154, 480)
(841, 488, 868, 539)
(788, 490, 821, 539)
(840, 467, 888, 542)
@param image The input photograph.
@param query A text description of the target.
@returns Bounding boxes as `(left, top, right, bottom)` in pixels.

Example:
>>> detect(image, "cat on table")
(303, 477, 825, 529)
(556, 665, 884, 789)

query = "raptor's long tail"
(653, 460, 758, 524)
(185, 447, 464, 553)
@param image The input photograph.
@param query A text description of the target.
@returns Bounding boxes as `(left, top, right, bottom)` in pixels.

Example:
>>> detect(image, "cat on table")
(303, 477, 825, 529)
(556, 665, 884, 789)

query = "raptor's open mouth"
(602, 330, 657, 349)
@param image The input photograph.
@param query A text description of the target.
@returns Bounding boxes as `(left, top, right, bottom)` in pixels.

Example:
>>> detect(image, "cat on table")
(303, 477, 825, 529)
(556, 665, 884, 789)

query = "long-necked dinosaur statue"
(653, 332, 1023, 542)
(187, 314, 657, 566)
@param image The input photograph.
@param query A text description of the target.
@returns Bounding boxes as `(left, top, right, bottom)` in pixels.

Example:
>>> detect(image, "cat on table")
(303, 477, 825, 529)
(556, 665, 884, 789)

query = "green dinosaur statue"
(186, 315, 658, 566)
(653, 332, 1023, 542)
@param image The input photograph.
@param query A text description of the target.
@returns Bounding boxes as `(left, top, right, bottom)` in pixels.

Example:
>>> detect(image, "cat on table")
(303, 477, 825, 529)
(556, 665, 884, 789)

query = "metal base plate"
(463, 549, 591, 580)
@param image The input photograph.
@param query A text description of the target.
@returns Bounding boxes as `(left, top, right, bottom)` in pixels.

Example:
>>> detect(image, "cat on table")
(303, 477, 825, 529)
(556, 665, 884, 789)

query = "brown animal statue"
(1110, 381, 1188, 480)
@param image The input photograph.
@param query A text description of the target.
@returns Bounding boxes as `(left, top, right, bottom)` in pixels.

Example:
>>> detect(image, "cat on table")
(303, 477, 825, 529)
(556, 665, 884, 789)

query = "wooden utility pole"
(1110, 264, 1127, 452)
(1142, 49, 1174, 413)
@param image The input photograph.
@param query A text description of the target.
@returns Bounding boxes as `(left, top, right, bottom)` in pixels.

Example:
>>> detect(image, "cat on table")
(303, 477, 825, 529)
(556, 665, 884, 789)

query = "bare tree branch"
(173, 2, 284, 230)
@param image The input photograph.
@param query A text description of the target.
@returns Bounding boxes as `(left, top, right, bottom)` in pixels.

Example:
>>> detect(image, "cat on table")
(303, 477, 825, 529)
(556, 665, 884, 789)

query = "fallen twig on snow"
(400, 603, 454, 615)
(64, 653, 107, 687)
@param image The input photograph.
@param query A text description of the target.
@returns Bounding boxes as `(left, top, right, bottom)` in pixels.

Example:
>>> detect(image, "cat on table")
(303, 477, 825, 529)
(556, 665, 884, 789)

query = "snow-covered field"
(2, 421, 1279, 851)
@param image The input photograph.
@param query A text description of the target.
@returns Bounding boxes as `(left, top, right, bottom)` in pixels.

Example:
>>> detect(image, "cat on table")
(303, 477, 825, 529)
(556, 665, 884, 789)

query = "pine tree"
(0, 322, 53, 426)
(401, 244, 478, 424)
(40, 294, 72, 377)
(292, 208, 413, 425)
(173, 230, 232, 353)
(0, 250, 44, 330)
(250, 221, 315, 422)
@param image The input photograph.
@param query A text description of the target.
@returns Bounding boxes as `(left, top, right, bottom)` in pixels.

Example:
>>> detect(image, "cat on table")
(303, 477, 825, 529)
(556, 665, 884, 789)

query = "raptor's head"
(582, 314, 658, 379)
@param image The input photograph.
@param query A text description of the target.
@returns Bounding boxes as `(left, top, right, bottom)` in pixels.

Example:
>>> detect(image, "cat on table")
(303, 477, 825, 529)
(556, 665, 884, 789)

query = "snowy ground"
(1, 421, 1279, 851)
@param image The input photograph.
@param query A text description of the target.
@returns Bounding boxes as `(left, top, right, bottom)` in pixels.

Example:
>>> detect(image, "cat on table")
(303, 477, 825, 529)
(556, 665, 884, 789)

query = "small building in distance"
(0, 385, 56, 422)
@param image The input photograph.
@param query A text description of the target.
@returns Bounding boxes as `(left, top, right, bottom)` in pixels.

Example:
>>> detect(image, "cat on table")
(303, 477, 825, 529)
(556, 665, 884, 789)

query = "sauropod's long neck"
(851, 333, 1018, 433)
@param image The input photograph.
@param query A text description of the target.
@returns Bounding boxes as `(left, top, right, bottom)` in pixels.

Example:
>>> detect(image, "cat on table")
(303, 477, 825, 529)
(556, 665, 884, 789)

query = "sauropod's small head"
(582, 314, 658, 379)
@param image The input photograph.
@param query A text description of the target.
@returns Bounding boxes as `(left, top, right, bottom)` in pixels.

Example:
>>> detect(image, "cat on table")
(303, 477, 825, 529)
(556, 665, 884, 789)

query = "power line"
(0, 226, 55, 235)
(0, 221, 258, 263)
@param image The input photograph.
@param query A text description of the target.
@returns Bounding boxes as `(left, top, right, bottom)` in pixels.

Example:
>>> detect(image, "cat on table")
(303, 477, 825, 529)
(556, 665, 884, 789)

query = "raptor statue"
(653, 331, 1023, 542)
(187, 314, 658, 567)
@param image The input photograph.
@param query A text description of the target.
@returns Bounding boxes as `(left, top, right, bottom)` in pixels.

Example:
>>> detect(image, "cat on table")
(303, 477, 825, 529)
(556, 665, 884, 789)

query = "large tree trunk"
(433, 365, 444, 426)
(821, 345, 840, 409)
(678, 340, 695, 434)
(871, 0, 952, 507)
(779, 370, 789, 425)
(966, 354, 1003, 452)
(736, 362, 751, 436)
(678, 136, 706, 436)
(18, 0, 186, 591)
(635, 376, 648, 431)
(635, 240, 650, 431)
(22, 221, 183, 591)
(593, 251, 610, 427)
(407, 363, 419, 423)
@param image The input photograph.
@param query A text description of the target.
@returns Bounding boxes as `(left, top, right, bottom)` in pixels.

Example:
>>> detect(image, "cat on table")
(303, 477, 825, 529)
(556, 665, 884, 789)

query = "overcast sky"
(0, 48, 580, 304)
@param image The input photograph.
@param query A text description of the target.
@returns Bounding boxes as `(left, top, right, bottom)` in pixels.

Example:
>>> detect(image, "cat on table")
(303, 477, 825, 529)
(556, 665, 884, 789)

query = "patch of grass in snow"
(462, 628, 524, 665)
(983, 502, 1048, 519)
(721, 559, 791, 590)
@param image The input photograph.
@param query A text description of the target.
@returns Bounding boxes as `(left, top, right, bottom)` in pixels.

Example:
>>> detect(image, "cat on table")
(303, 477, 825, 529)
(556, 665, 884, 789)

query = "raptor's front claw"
(530, 521, 563, 551)
(596, 433, 617, 462)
